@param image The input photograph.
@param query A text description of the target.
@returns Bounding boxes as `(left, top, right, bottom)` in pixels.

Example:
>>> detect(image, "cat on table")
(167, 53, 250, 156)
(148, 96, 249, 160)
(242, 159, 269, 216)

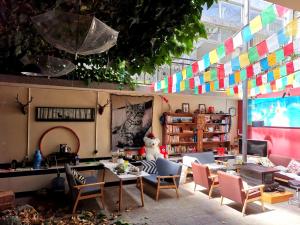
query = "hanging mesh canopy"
(31, 10, 119, 56)
(21, 56, 75, 77)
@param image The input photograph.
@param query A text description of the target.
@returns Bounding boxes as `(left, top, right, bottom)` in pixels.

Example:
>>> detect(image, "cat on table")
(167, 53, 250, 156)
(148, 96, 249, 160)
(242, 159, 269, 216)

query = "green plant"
(0, 0, 216, 86)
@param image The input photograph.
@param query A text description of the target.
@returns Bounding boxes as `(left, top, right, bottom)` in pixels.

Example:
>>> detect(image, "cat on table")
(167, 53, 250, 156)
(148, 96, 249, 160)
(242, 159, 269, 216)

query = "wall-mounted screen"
(248, 96, 300, 128)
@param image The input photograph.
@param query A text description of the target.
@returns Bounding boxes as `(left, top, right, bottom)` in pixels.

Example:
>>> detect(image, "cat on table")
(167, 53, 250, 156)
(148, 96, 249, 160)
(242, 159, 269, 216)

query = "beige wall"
(0, 83, 238, 164)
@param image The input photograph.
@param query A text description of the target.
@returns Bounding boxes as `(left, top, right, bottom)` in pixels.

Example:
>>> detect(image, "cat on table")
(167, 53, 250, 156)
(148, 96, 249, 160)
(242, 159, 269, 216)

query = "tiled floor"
(102, 180, 300, 225)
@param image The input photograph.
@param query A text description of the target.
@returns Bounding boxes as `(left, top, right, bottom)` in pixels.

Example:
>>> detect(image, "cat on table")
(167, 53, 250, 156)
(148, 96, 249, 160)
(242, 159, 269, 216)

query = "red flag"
(270, 80, 276, 90)
(276, 5, 288, 17)
(246, 65, 254, 78)
(168, 76, 172, 93)
(192, 62, 199, 74)
(189, 78, 195, 89)
(198, 86, 203, 94)
(233, 85, 238, 94)
(286, 61, 294, 74)
(257, 40, 268, 57)
(217, 65, 225, 79)
(284, 42, 294, 57)
(219, 79, 224, 89)
(225, 38, 234, 55)
(256, 75, 263, 86)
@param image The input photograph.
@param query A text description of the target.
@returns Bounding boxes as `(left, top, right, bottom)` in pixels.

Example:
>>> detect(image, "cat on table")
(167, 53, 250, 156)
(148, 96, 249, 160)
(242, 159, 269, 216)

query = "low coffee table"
(240, 163, 279, 185)
(262, 191, 294, 204)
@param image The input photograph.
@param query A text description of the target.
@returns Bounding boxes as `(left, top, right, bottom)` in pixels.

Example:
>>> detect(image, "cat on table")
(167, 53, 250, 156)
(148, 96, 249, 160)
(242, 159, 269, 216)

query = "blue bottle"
(33, 149, 42, 169)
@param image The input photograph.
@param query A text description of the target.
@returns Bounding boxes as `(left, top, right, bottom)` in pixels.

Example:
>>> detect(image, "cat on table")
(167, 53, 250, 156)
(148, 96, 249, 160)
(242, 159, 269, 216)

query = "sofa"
(268, 154, 300, 183)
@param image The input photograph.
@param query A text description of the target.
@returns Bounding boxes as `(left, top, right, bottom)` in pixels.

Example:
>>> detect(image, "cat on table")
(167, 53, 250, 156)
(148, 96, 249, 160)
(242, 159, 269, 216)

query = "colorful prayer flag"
(257, 40, 268, 56)
(231, 57, 240, 71)
(261, 5, 276, 27)
(217, 44, 225, 59)
(239, 53, 250, 68)
(249, 15, 262, 34)
(209, 49, 218, 64)
(275, 49, 284, 64)
(233, 31, 243, 49)
(248, 46, 259, 64)
(224, 38, 234, 55)
(242, 25, 253, 42)
(267, 52, 276, 67)
(267, 34, 280, 53)
(192, 62, 199, 75)
(284, 42, 294, 57)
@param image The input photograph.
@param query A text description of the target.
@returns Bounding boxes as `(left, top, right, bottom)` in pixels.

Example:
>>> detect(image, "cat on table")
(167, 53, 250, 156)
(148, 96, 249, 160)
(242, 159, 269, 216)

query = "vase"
(33, 149, 42, 169)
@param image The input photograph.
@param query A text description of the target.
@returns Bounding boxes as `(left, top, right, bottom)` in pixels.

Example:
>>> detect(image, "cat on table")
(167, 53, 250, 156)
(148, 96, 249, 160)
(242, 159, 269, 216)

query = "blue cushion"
(156, 158, 182, 187)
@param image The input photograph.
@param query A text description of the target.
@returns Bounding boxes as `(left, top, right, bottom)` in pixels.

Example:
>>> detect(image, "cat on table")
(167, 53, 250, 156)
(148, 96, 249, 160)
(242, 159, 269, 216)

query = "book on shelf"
(166, 144, 196, 155)
(166, 116, 193, 123)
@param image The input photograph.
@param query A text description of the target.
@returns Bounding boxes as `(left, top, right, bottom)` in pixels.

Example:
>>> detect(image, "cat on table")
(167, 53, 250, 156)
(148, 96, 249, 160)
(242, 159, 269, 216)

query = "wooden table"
(101, 161, 148, 211)
(240, 163, 279, 185)
(262, 191, 294, 204)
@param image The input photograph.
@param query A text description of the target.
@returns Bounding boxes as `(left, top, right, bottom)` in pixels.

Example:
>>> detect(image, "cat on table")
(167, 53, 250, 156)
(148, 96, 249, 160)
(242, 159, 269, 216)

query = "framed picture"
(199, 104, 206, 114)
(182, 103, 190, 113)
(35, 107, 95, 121)
(229, 107, 236, 116)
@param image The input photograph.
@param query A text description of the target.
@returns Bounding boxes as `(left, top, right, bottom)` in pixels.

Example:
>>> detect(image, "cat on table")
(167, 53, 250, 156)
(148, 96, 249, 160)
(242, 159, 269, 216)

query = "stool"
(0, 191, 15, 211)
(288, 180, 300, 207)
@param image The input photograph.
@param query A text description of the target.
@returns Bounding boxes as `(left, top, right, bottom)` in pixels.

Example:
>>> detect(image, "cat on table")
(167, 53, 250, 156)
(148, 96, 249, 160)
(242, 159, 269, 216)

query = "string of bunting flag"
(248, 71, 300, 97)
(194, 37, 300, 95)
(153, 3, 290, 93)
(155, 17, 299, 94)
(224, 56, 300, 96)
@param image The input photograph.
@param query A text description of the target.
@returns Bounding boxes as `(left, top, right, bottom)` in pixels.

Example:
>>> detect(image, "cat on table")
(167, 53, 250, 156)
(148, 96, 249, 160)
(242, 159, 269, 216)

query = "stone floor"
(101, 179, 300, 225)
(14, 178, 300, 225)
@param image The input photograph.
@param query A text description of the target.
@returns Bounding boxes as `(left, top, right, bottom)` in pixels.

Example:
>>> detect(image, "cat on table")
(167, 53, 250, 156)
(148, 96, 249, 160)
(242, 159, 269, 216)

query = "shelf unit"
(162, 112, 232, 156)
(199, 113, 231, 151)
(162, 112, 199, 156)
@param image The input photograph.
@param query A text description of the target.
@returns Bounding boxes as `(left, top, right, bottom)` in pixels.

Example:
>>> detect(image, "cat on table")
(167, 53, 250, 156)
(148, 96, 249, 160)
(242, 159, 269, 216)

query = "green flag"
(210, 69, 217, 81)
(275, 49, 284, 64)
(248, 46, 259, 64)
(186, 66, 193, 78)
(261, 5, 276, 27)
(217, 44, 225, 59)
(240, 69, 247, 81)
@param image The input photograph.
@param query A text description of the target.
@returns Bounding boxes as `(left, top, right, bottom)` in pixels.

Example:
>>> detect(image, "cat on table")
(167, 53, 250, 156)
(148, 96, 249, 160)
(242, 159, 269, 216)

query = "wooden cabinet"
(162, 112, 232, 156)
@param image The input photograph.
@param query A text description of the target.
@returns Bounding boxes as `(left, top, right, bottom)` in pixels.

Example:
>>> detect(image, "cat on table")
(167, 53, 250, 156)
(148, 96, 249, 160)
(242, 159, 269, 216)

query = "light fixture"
(31, 10, 118, 57)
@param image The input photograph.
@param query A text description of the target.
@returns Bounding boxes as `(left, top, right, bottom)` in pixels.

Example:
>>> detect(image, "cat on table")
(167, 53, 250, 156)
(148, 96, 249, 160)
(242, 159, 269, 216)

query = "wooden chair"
(191, 162, 218, 198)
(143, 158, 182, 201)
(217, 171, 264, 216)
(65, 164, 105, 213)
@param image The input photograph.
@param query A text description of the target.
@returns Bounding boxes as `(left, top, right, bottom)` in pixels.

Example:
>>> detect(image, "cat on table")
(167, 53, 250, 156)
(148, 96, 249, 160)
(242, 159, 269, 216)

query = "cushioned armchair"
(143, 158, 182, 201)
(191, 162, 218, 198)
(65, 164, 105, 213)
(217, 171, 264, 216)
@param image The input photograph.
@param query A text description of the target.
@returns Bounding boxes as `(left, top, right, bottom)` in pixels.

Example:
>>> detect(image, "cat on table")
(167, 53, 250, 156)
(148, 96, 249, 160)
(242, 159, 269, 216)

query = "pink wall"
(238, 87, 300, 159)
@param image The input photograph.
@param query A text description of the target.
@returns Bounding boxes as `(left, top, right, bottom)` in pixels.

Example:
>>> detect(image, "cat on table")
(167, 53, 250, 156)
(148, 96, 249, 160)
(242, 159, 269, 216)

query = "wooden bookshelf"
(199, 113, 231, 151)
(162, 112, 199, 156)
(162, 112, 232, 155)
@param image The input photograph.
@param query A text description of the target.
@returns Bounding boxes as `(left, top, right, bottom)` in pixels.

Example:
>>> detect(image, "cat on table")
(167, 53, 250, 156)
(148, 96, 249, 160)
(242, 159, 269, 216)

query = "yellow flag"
(182, 68, 187, 80)
(286, 19, 298, 36)
(204, 71, 211, 82)
(234, 71, 241, 83)
(226, 89, 231, 96)
(209, 49, 218, 64)
(287, 74, 294, 85)
(161, 80, 165, 89)
(273, 67, 281, 80)
(180, 80, 185, 91)
(250, 15, 262, 34)
(259, 85, 265, 94)
(248, 79, 252, 89)
(239, 53, 250, 68)
(210, 81, 214, 91)
(267, 52, 276, 67)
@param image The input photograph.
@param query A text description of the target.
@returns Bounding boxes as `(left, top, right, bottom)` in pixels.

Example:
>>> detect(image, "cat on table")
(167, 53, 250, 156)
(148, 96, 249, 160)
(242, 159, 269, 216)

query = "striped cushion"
(72, 169, 86, 184)
(142, 160, 157, 174)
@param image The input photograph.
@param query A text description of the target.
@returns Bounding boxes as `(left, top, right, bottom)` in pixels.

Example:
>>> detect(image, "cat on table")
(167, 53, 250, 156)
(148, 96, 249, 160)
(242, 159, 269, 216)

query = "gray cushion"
(141, 160, 157, 174)
(143, 174, 175, 186)
(81, 176, 102, 196)
(184, 152, 215, 164)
